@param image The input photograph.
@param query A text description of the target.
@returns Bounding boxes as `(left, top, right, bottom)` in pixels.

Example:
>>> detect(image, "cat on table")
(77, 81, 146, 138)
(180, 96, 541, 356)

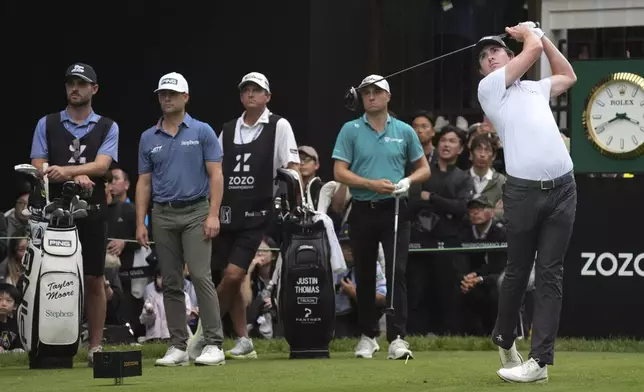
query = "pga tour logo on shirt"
(181, 140, 199, 146)
(384, 136, 403, 143)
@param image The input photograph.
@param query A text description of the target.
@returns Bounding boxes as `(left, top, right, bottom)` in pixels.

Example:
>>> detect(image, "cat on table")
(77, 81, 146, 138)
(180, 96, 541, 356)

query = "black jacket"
(454, 218, 507, 286)
(408, 162, 474, 241)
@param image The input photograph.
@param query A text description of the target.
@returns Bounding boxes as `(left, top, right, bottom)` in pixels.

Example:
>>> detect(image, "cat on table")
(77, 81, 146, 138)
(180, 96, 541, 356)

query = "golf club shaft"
(388, 196, 400, 313)
(42, 162, 50, 204)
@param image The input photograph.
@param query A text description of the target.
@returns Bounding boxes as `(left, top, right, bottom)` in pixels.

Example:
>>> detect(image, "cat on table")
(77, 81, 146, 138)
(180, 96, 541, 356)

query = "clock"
(582, 72, 644, 159)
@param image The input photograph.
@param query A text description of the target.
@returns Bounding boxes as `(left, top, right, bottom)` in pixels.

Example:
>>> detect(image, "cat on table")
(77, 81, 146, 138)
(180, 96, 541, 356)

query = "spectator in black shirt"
(0, 283, 23, 353)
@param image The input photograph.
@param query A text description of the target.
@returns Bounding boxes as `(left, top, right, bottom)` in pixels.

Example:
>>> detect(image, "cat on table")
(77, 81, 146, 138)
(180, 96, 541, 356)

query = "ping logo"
(234, 153, 251, 172)
(48, 239, 72, 247)
(161, 78, 178, 85)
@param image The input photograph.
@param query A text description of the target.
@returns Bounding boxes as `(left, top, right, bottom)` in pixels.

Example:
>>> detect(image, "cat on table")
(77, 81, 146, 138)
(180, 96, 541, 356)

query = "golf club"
(70, 195, 80, 211)
(72, 209, 88, 221)
(14, 164, 40, 179)
(382, 195, 401, 317)
(344, 22, 540, 111)
(42, 162, 50, 204)
(76, 200, 88, 211)
(52, 208, 64, 226)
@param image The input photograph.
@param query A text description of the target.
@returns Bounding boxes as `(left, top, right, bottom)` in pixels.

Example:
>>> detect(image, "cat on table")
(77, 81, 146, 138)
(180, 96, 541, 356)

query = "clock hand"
(594, 115, 620, 131)
(619, 113, 640, 125)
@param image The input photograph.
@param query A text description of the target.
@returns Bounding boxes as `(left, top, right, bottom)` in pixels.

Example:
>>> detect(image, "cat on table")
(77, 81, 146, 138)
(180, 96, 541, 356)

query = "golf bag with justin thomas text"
(273, 169, 336, 359)
(14, 164, 89, 369)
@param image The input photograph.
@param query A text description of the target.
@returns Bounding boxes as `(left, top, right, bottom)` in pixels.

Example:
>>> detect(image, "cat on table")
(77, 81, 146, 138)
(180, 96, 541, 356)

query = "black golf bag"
(14, 165, 89, 369)
(274, 169, 335, 359)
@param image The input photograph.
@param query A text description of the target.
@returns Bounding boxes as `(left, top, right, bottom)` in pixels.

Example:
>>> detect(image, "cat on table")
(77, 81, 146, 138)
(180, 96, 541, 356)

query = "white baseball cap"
(238, 72, 270, 93)
(358, 74, 390, 93)
(154, 72, 189, 93)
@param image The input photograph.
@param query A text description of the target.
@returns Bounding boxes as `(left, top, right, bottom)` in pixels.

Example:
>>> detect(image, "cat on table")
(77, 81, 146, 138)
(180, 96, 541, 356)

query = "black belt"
(506, 171, 574, 190)
(353, 198, 399, 209)
(156, 197, 206, 208)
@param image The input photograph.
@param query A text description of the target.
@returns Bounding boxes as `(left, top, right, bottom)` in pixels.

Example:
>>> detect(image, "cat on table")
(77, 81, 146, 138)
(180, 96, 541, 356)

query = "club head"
(76, 200, 88, 211)
(52, 208, 65, 218)
(72, 209, 88, 219)
(344, 86, 358, 111)
(14, 164, 39, 178)
(71, 195, 80, 208)
(382, 307, 395, 316)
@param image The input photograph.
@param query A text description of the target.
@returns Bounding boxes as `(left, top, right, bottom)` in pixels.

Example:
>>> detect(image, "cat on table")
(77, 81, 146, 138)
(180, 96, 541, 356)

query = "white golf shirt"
(477, 67, 573, 181)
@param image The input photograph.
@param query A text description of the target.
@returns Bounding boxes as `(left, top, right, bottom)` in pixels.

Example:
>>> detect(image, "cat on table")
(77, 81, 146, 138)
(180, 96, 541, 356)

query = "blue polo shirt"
(138, 113, 222, 203)
(30, 109, 119, 161)
(332, 114, 424, 201)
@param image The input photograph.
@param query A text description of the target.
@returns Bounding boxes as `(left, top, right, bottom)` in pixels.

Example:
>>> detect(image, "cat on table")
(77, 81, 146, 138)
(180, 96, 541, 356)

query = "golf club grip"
(42, 162, 50, 203)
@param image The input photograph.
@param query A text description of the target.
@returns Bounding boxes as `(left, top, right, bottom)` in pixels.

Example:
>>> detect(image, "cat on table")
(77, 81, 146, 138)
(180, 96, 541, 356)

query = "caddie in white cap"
(187, 71, 301, 361)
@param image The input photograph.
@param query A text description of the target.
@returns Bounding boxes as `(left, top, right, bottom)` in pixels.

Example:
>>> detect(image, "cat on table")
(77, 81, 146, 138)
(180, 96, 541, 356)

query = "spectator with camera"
(407, 124, 474, 336)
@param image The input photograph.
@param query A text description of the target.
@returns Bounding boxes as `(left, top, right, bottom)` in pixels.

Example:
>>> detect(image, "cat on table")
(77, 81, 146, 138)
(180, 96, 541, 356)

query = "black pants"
(492, 172, 577, 365)
(348, 198, 410, 343)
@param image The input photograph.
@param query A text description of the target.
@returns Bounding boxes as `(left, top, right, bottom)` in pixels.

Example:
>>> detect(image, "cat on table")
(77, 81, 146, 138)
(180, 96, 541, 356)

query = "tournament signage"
(559, 175, 644, 339)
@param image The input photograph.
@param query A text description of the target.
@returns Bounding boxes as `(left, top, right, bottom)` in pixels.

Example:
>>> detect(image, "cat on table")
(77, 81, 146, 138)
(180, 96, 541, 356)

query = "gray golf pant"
(152, 200, 223, 350)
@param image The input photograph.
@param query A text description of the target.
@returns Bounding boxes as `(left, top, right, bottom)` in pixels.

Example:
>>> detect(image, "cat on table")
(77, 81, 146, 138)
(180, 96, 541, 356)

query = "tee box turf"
(93, 350, 142, 385)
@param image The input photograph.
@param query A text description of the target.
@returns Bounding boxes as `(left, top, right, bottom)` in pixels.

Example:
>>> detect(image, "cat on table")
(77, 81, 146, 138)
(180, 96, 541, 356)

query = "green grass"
(3, 337, 644, 391)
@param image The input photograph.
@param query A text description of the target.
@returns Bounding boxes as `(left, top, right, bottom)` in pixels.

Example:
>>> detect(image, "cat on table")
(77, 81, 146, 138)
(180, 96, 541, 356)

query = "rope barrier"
(0, 236, 507, 252)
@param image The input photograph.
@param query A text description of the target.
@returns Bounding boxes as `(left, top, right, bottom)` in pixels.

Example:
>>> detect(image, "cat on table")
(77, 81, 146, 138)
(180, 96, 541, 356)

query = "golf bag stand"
(275, 169, 335, 359)
(15, 173, 86, 369)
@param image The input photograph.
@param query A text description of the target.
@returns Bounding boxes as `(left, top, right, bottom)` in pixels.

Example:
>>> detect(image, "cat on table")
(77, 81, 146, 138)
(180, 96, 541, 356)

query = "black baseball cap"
(474, 35, 509, 58)
(468, 195, 494, 209)
(65, 63, 97, 84)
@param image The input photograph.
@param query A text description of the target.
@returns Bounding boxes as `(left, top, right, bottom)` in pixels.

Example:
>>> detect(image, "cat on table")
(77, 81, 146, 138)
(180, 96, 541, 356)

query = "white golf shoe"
(155, 346, 189, 367)
(195, 345, 226, 366)
(497, 358, 548, 383)
(354, 334, 380, 358)
(499, 341, 524, 369)
(225, 337, 257, 359)
(387, 335, 413, 360)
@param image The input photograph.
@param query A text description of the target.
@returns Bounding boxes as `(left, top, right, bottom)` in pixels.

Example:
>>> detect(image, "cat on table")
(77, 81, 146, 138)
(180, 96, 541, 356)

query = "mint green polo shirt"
(332, 114, 425, 201)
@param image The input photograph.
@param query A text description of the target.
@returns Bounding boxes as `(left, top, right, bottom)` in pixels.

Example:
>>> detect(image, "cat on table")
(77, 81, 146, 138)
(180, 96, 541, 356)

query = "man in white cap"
(188, 72, 300, 360)
(332, 74, 430, 360)
(136, 72, 226, 366)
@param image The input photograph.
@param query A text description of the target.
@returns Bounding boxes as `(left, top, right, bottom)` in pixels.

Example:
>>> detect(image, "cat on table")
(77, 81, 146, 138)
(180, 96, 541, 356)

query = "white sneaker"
(195, 345, 226, 366)
(387, 335, 413, 360)
(155, 346, 189, 367)
(225, 337, 257, 359)
(499, 341, 524, 369)
(354, 334, 380, 358)
(187, 320, 205, 361)
(497, 358, 548, 383)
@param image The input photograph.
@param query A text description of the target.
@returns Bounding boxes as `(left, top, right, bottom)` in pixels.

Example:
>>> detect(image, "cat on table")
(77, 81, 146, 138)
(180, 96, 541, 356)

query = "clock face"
(587, 79, 644, 155)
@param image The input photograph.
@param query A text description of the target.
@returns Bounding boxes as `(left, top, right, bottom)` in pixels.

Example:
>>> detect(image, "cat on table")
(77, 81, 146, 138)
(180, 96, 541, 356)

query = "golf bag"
(274, 169, 335, 359)
(14, 165, 88, 369)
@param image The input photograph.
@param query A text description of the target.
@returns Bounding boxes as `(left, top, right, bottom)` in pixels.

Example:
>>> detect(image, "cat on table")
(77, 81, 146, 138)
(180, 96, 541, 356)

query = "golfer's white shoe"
(225, 337, 258, 359)
(195, 345, 226, 366)
(497, 358, 548, 383)
(387, 335, 413, 360)
(355, 334, 380, 358)
(155, 346, 189, 367)
(499, 341, 524, 369)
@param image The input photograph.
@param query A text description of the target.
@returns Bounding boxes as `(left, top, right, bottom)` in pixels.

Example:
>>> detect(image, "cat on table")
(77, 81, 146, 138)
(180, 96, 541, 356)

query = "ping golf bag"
(14, 164, 89, 369)
(274, 169, 336, 359)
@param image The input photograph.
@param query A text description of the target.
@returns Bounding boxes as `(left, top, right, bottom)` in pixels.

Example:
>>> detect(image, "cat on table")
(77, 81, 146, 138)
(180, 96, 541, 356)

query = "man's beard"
(68, 96, 91, 107)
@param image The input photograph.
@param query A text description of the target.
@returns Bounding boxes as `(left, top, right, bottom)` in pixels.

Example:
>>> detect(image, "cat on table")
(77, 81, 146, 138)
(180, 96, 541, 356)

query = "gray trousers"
(152, 200, 223, 350)
(492, 172, 577, 366)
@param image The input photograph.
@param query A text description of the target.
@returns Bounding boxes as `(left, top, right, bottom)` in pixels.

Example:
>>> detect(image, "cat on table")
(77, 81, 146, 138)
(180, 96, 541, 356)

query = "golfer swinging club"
(476, 22, 577, 383)
(332, 75, 430, 360)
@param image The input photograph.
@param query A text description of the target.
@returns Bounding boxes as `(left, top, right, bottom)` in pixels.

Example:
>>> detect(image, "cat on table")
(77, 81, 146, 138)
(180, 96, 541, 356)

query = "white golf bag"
(14, 164, 87, 368)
